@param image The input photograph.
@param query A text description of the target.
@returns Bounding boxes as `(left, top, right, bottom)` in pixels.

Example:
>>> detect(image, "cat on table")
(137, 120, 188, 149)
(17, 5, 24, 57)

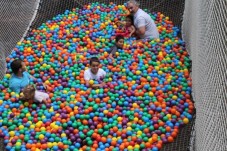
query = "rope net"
(0, 0, 39, 79)
(182, 0, 227, 150)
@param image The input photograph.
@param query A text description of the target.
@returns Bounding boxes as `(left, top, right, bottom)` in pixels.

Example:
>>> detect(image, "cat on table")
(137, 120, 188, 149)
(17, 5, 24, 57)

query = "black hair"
(89, 57, 100, 65)
(115, 35, 124, 43)
(10, 59, 23, 74)
(126, 15, 134, 23)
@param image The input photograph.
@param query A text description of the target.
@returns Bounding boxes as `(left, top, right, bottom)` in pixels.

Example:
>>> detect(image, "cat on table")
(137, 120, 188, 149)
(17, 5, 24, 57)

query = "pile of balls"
(0, 2, 194, 151)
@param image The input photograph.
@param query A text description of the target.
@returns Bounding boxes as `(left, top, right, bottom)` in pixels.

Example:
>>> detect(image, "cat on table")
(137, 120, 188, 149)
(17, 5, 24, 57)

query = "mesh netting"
(30, 0, 185, 32)
(0, 0, 39, 80)
(182, 0, 227, 151)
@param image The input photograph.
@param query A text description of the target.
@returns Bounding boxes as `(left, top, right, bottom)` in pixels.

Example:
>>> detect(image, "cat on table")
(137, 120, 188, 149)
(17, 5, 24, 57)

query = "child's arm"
(92, 84, 102, 89)
(109, 54, 115, 60)
(29, 74, 47, 90)
(109, 46, 117, 60)
(129, 25, 136, 37)
(85, 79, 98, 89)
(85, 80, 90, 86)
(115, 21, 126, 26)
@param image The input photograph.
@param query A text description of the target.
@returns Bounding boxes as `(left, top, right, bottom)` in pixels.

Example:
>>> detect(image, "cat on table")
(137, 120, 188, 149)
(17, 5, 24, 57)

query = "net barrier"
(0, 0, 40, 80)
(182, 0, 227, 150)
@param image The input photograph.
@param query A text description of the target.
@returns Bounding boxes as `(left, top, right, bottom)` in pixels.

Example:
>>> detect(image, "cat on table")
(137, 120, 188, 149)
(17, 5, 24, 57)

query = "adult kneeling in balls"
(127, 0, 159, 40)
(84, 57, 106, 89)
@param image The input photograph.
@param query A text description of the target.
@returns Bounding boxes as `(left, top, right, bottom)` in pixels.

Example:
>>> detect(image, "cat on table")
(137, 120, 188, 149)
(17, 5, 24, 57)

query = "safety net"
(0, 0, 39, 79)
(182, 0, 227, 151)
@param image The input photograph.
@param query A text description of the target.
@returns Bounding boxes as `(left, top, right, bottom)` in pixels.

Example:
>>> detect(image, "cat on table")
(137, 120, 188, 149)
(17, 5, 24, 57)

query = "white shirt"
(134, 9, 159, 39)
(34, 90, 49, 103)
(84, 68, 106, 81)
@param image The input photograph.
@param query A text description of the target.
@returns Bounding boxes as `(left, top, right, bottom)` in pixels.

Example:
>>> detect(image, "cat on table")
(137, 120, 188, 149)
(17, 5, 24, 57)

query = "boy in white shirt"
(84, 57, 106, 89)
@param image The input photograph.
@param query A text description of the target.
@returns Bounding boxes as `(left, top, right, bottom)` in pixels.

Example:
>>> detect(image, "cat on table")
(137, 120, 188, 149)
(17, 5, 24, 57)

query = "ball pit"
(0, 2, 194, 151)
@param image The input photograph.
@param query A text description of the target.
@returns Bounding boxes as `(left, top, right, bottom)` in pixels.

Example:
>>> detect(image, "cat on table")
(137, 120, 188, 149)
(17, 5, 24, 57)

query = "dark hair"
(115, 35, 124, 43)
(89, 57, 100, 65)
(126, 15, 134, 23)
(10, 59, 23, 74)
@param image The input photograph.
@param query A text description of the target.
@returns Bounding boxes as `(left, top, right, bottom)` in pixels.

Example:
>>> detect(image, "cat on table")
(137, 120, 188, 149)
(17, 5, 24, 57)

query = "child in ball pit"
(84, 57, 106, 89)
(109, 35, 124, 60)
(115, 15, 136, 38)
(9, 59, 47, 93)
(20, 84, 49, 104)
(9, 59, 35, 93)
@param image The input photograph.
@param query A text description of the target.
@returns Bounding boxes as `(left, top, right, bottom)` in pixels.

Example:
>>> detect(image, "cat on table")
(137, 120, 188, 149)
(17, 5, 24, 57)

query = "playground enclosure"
(0, 0, 226, 151)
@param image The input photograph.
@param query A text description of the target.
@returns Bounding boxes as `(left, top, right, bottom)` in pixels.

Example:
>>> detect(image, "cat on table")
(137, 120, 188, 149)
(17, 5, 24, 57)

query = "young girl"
(116, 15, 136, 38)
(20, 85, 49, 103)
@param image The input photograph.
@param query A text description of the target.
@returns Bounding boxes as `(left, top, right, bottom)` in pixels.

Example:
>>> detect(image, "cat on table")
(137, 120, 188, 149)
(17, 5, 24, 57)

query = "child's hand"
(43, 83, 48, 90)
(19, 93, 25, 100)
(92, 84, 101, 89)
(110, 57, 115, 62)
(100, 82, 106, 87)
(28, 99, 34, 105)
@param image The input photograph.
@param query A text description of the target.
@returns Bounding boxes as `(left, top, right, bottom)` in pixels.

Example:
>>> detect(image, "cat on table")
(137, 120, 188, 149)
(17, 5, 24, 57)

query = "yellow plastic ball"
(137, 131, 142, 135)
(132, 103, 137, 108)
(134, 117, 139, 122)
(172, 95, 178, 100)
(47, 142, 53, 148)
(117, 117, 122, 121)
(183, 118, 189, 124)
(103, 110, 108, 114)
(39, 134, 45, 140)
(89, 80, 94, 85)
(61, 133, 66, 138)
(136, 70, 141, 75)
(15, 142, 21, 146)
(158, 71, 163, 75)
(19, 125, 24, 130)
(149, 92, 154, 97)
(5, 74, 11, 78)
(9, 131, 15, 137)
(128, 146, 133, 150)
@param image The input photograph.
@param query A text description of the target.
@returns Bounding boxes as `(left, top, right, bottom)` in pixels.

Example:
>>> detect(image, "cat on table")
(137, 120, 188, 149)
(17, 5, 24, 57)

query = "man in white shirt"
(84, 57, 106, 88)
(127, 0, 159, 40)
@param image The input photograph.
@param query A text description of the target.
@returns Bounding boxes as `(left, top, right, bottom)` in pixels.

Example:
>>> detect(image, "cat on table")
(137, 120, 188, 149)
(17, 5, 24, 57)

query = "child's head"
(89, 57, 100, 75)
(125, 15, 133, 27)
(10, 59, 26, 74)
(22, 85, 35, 100)
(115, 35, 124, 48)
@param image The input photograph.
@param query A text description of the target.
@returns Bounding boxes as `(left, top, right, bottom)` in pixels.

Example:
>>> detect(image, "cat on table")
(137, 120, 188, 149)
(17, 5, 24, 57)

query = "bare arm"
(109, 54, 115, 60)
(85, 80, 90, 86)
(85, 79, 102, 89)
(136, 26, 146, 36)
(29, 75, 36, 81)
(129, 26, 136, 37)
(115, 21, 126, 26)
